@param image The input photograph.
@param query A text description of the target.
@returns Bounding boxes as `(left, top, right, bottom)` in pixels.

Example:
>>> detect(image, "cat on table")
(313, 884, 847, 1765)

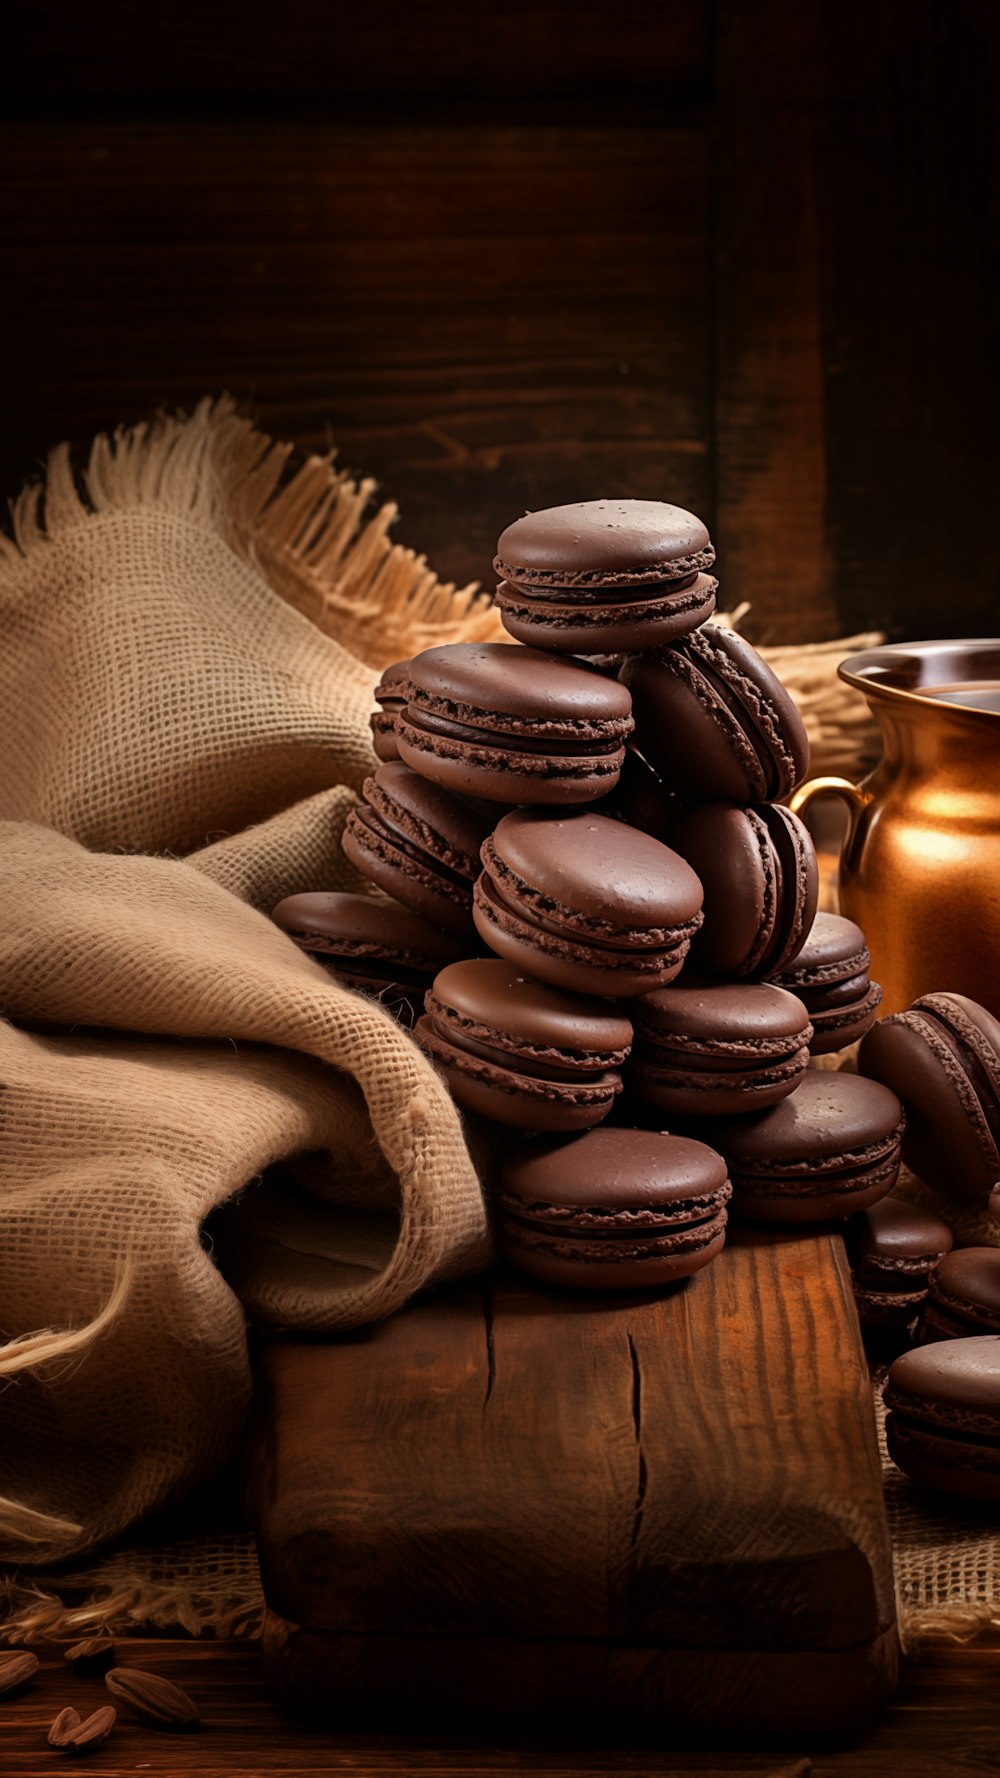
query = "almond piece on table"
(63, 1638, 117, 1676)
(0, 1650, 40, 1695)
(104, 1666, 200, 1730)
(47, 1704, 116, 1751)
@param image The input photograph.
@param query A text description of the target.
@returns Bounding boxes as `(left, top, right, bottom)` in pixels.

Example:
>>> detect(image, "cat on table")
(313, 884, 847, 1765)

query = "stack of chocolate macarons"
(273, 496, 900, 1294)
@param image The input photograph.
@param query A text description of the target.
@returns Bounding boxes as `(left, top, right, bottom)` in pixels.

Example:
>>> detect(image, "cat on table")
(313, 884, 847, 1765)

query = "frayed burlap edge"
(0, 1532, 264, 1644)
(0, 394, 506, 669)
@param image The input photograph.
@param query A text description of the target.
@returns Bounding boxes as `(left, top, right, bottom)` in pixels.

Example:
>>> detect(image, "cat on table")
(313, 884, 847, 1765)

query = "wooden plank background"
(2, 0, 997, 640)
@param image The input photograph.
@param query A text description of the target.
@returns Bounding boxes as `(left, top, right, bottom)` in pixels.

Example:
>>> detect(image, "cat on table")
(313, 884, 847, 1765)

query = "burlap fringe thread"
(8, 396, 989, 1656)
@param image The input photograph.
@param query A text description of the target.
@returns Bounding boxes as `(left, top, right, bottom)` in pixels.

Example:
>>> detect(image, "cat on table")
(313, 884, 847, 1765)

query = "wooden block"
(244, 1232, 898, 1735)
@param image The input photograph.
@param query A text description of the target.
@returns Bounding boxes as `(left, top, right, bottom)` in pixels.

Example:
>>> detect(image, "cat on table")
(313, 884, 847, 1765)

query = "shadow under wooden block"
(243, 1231, 897, 1736)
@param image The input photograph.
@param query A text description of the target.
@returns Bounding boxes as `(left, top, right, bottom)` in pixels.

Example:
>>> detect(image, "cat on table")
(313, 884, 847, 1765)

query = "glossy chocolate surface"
(485, 809, 703, 933)
(622, 624, 810, 804)
(849, 1195, 953, 1285)
(670, 801, 818, 979)
(703, 1071, 904, 1168)
(270, 890, 463, 970)
(495, 499, 714, 587)
(860, 992, 1000, 1204)
(500, 1125, 730, 1215)
(405, 642, 633, 727)
(427, 958, 632, 1057)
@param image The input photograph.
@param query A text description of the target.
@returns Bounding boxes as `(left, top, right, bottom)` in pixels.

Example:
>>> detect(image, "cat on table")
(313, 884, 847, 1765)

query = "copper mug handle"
(788, 776, 874, 871)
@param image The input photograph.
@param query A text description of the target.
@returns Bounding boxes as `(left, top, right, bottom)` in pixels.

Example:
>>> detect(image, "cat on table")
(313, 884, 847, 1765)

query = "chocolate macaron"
(847, 1197, 953, 1342)
(627, 979, 813, 1117)
(621, 624, 810, 805)
(415, 959, 632, 1132)
(497, 1126, 731, 1290)
(884, 1336, 1000, 1504)
(697, 1071, 905, 1225)
(770, 912, 882, 1055)
(494, 499, 717, 655)
(670, 801, 818, 980)
(270, 890, 465, 1025)
(342, 761, 494, 939)
(369, 658, 410, 761)
(860, 992, 1000, 1205)
(919, 1249, 1000, 1342)
(396, 642, 634, 805)
(473, 809, 704, 998)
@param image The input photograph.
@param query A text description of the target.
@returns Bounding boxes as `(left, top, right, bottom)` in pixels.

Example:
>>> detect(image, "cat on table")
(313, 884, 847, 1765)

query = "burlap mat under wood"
(1, 398, 996, 1651)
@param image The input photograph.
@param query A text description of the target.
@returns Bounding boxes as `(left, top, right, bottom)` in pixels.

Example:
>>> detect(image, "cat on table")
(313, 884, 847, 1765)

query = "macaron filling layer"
(726, 1135, 903, 1193)
(403, 686, 634, 746)
(494, 549, 717, 591)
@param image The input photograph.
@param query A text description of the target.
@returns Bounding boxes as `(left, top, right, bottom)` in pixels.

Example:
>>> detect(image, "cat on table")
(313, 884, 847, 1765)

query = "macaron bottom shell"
(885, 1416, 1000, 1505)
(498, 1211, 728, 1292)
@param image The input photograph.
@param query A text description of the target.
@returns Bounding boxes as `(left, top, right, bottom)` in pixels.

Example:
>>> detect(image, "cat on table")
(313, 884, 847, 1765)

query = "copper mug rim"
(838, 637, 1000, 722)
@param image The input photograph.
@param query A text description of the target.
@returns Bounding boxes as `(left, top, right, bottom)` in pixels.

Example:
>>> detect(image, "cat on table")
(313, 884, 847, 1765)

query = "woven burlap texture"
(0, 398, 504, 1570)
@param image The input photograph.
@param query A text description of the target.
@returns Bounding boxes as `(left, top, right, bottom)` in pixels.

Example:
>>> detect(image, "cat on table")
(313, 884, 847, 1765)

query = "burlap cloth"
(0, 399, 996, 1651)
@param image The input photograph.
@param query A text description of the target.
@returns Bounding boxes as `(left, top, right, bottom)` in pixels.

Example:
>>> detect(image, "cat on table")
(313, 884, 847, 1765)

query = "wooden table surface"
(2, 1637, 999, 1776)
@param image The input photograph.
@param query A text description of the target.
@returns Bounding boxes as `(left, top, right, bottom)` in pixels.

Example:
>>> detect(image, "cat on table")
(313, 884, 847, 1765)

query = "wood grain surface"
(0, 1638, 997, 1776)
(2, 0, 997, 639)
(244, 1238, 896, 1735)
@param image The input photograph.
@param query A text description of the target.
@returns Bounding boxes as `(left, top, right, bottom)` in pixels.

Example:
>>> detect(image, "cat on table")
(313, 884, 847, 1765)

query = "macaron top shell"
(710, 1071, 904, 1170)
(495, 500, 714, 588)
(850, 1196, 953, 1279)
(630, 979, 812, 1051)
(270, 891, 464, 970)
(426, 959, 633, 1057)
(930, 1248, 1000, 1318)
(772, 912, 870, 987)
(500, 1126, 730, 1218)
(484, 809, 704, 938)
(405, 643, 633, 731)
(885, 1335, 1000, 1427)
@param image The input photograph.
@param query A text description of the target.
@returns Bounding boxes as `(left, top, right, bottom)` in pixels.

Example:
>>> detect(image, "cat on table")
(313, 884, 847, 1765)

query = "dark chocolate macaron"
(415, 959, 632, 1132)
(859, 992, 1000, 1205)
(627, 979, 813, 1117)
(670, 801, 818, 979)
(342, 761, 495, 939)
(497, 1126, 731, 1291)
(396, 642, 634, 805)
(696, 1071, 905, 1225)
(473, 809, 704, 999)
(919, 1248, 1000, 1342)
(494, 500, 717, 655)
(884, 1336, 1000, 1504)
(621, 625, 810, 805)
(270, 890, 465, 1025)
(847, 1196, 953, 1342)
(369, 658, 410, 761)
(770, 912, 882, 1055)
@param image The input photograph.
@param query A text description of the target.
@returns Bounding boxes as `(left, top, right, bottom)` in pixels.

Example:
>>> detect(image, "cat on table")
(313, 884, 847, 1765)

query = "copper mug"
(789, 639, 1000, 1019)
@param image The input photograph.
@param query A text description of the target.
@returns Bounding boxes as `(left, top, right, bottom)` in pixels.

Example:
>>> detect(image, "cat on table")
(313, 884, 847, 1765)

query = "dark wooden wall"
(3, 1, 998, 641)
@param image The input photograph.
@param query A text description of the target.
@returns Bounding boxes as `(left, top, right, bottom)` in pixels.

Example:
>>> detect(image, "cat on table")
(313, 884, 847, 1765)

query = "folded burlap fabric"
(0, 398, 506, 1567)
